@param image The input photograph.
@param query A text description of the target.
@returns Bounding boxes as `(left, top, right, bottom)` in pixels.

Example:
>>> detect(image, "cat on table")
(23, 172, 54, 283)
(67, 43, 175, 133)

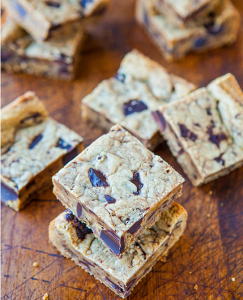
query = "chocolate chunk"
(115, 73, 126, 83)
(123, 100, 148, 116)
(29, 134, 43, 149)
(105, 277, 123, 293)
(179, 124, 189, 138)
(72, 218, 92, 240)
(45, 1, 61, 7)
(194, 37, 207, 48)
(206, 108, 212, 115)
(128, 217, 143, 234)
(189, 132, 197, 142)
(80, 0, 93, 8)
(77, 203, 82, 218)
(1, 182, 18, 202)
(130, 172, 143, 195)
(16, 3, 27, 17)
(152, 111, 166, 131)
(205, 22, 223, 35)
(20, 113, 41, 124)
(89, 168, 108, 187)
(1, 50, 13, 62)
(100, 230, 125, 255)
(214, 154, 225, 166)
(207, 127, 227, 148)
(56, 138, 72, 150)
(65, 211, 74, 221)
(62, 147, 78, 165)
(50, 24, 61, 32)
(105, 195, 116, 204)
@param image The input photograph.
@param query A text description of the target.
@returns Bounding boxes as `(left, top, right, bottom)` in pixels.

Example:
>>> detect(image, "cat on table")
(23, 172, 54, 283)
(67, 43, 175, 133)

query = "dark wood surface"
(1, 0, 243, 299)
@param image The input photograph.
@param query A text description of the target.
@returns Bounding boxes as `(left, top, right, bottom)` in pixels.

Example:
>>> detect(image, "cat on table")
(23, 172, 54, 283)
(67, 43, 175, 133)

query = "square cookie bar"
(2, 0, 109, 41)
(81, 49, 195, 150)
(49, 202, 187, 298)
(136, 0, 240, 61)
(1, 91, 84, 211)
(1, 16, 86, 80)
(53, 124, 184, 257)
(153, 73, 243, 186)
(153, 0, 220, 28)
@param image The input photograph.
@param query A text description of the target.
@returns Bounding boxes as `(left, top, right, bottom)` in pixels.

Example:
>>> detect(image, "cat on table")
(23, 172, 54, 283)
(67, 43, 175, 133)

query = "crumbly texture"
(153, 0, 220, 28)
(1, 16, 86, 80)
(1, 91, 84, 211)
(53, 124, 184, 256)
(3, 0, 110, 41)
(49, 202, 188, 298)
(153, 73, 243, 186)
(136, 0, 240, 61)
(81, 49, 196, 149)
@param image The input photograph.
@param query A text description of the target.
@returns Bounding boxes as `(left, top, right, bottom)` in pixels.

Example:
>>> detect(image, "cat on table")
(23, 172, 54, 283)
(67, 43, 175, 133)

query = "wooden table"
(1, 0, 243, 299)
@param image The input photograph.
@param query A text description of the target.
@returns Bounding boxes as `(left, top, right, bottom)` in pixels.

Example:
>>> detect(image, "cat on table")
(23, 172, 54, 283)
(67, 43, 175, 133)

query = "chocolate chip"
(77, 203, 82, 218)
(214, 154, 225, 166)
(29, 134, 43, 149)
(80, 0, 93, 8)
(206, 108, 212, 115)
(105, 195, 116, 204)
(20, 113, 42, 124)
(62, 147, 78, 165)
(73, 218, 92, 240)
(204, 22, 223, 35)
(115, 73, 125, 83)
(189, 132, 197, 141)
(100, 230, 125, 256)
(207, 127, 227, 148)
(123, 100, 148, 116)
(105, 277, 123, 293)
(128, 217, 143, 234)
(179, 124, 189, 138)
(152, 111, 166, 131)
(56, 138, 72, 150)
(88, 168, 108, 187)
(45, 1, 61, 7)
(130, 172, 143, 196)
(65, 211, 74, 221)
(194, 37, 207, 48)
(1, 182, 18, 202)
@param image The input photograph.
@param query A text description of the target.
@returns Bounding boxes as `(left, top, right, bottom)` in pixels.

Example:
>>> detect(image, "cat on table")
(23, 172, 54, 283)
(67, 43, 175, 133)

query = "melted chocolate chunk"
(56, 138, 72, 150)
(123, 100, 148, 116)
(62, 147, 78, 165)
(214, 154, 225, 166)
(80, 0, 93, 8)
(105, 195, 116, 204)
(189, 132, 197, 142)
(194, 37, 207, 48)
(179, 124, 189, 138)
(152, 111, 166, 131)
(130, 172, 143, 195)
(89, 168, 108, 187)
(207, 127, 227, 148)
(45, 1, 61, 7)
(72, 218, 92, 240)
(115, 73, 126, 83)
(128, 217, 143, 234)
(65, 211, 74, 221)
(105, 277, 123, 293)
(1, 182, 18, 202)
(205, 22, 223, 35)
(77, 203, 82, 218)
(206, 108, 212, 115)
(29, 134, 43, 149)
(100, 230, 125, 255)
(20, 113, 41, 125)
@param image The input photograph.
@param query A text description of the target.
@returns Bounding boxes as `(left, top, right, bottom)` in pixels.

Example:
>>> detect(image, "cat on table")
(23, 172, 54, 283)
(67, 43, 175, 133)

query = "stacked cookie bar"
(1, 0, 110, 79)
(1, 92, 84, 211)
(49, 124, 188, 298)
(136, 0, 240, 60)
(81, 49, 196, 150)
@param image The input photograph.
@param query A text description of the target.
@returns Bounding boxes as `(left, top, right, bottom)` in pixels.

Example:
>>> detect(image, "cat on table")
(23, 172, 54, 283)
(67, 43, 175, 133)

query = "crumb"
(220, 203, 224, 206)
(231, 278, 235, 282)
(194, 284, 198, 291)
(33, 262, 38, 267)
(209, 190, 213, 195)
(207, 214, 210, 218)
(191, 246, 194, 250)
(43, 293, 49, 300)
(160, 256, 167, 263)
(189, 271, 192, 274)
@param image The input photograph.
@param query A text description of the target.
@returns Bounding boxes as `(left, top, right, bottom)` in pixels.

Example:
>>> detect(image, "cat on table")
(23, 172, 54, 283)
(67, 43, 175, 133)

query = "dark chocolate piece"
(194, 37, 207, 48)
(207, 126, 227, 148)
(45, 1, 61, 7)
(189, 132, 197, 141)
(1, 50, 13, 63)
(56, 138, 72, 150)
(105, 195, 116, 204)
(77, 203, 82, 218)
(130, 172, 143, 195)
(62, 147, 78, 165)
(205, 22, 223, 35)
(214, 154, 225, 166)
(100, 230, 125, 256)
(88, 168, 108, 187)
(20, 113, 42, 125)
(115, 73, 126, 83)
(152, 110, 166, 131)
(206, 108, 212, 115)
(1, 182, 18, 202)
(179, 124, 189, 138)
(123, 100, 148, 116)
(73, 218, 92, 240)
(105, 277, 123, 293)
(65, 211, 74, 221)
(29, 134, 43, 149)
(128, 217, 143, 234)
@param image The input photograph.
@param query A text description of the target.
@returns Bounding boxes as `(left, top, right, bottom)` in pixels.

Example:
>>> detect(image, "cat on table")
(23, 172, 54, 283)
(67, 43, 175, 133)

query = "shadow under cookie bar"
(1, 92, 84, 211)
(52, 124, 184, 257)
(1, 16, 86, 80)
(2, 0, 110, 42)
(136, 0, 240, 61)
(49, 202, 187, 298)
(153, 73, 243, 186)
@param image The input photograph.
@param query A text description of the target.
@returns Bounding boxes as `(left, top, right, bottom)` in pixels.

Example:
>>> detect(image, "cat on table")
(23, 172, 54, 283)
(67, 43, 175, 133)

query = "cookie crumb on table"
(209, 190, 213, 195)
(194, 284, 198, 291)
(232, 277, 235, 282)
(33, 262, 38, 267)
(43, 293, 49, 300)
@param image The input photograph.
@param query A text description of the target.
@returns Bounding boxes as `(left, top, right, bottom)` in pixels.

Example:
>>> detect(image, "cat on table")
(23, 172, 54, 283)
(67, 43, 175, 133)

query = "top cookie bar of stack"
(2, 0, 110, 41)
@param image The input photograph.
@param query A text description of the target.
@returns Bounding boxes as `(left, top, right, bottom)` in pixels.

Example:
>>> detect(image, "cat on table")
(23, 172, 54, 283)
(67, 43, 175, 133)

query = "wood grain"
(1, 0, 243, 299)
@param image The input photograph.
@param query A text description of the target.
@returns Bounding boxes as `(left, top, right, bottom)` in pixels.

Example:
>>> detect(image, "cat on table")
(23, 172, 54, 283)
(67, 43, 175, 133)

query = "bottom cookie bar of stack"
(49, 202, 187, 298)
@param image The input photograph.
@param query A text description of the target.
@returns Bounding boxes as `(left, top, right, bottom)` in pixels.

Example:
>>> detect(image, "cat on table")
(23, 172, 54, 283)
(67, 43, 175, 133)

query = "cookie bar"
(136, 0, 240, 61)
(81, 49, 196, 150)
(49, 202, 187, 298)
(53, 124, 184, 257)
(153, 0, 220, 28)
(1, 91, 84, 211)
(1, 16, 86, 80)
(153, 73, 243, 186)
(2, 0, 109, 41)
